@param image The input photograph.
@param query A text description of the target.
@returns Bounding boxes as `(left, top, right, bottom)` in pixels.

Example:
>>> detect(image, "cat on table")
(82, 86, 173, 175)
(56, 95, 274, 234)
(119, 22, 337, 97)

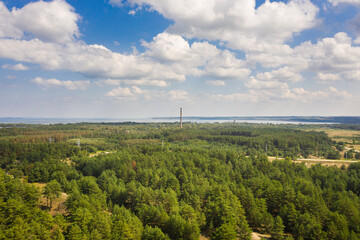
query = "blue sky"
(0, 0, 360, 118)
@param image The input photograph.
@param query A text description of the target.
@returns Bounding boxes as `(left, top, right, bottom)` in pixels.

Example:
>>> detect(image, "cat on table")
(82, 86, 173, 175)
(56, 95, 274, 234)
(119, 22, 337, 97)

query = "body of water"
(0, 117, 338, 125)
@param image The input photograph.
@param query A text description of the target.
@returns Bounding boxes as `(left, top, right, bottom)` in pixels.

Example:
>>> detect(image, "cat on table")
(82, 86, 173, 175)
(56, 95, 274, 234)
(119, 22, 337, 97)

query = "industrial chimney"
(180, 107, 183, 129)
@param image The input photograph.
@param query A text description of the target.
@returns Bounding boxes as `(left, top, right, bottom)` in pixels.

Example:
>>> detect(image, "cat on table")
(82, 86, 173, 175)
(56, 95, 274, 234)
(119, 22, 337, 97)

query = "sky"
(0, 0, 360, 118)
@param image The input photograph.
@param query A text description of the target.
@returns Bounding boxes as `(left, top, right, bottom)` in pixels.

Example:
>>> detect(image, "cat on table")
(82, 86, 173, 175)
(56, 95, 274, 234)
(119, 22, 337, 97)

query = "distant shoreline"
(0, 116, 359, 124)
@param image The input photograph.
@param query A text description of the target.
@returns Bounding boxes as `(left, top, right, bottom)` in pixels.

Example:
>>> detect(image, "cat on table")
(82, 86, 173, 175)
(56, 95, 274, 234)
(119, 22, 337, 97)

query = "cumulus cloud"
(206, 80, 226, 86)
(2, 63, 28, 70)
(210, 86, 350, 103)
(142, 32, 250, 80)
(255, 67, 304, 83)
(0, 0, 252, 87)
(128, 0, 318, 52)
(294, 32, 360, 79)
(342, 70, 360, 81)
(317, 70, 360, 82)
(97, 79, 169, 87)
(105, 86, 141, 100)
(0, 2, 22, 38)
(208, 92, 258, 102)
(168, 90, 189, 101)
(290, 86, 351, 101)
(0, 0, 358, 109)
(32, 77, 90, 90)
(296, 32, 359, 71)
(13, 0, 80, 43)
(316, 73, 341, 82)
(105, 86, 190, 101)
(0, 39, 186, 83)
(248, 32, 360, 83)
(329, 0, 360, 6)
(245, 78, 289, 90)
(0, 0, 79, 44)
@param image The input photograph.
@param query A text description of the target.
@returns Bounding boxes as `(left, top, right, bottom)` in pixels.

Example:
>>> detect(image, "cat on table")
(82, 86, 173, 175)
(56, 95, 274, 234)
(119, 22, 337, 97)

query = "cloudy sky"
(0, 0, 360, 118)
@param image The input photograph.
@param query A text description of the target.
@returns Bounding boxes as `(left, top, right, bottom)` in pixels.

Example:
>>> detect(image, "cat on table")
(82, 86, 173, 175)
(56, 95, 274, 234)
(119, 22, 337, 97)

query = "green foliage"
(1, 123, 360, 240)
(163, 214, 200, 240)
(0, 169, 53, 239)
(271, 216, 285, 240)
(212, 221, 237, 240)
(43, 179, 62, 207)
(112, 205, 143, 240)
(327, 150, 341, 159)
(141, 226, 170, 240)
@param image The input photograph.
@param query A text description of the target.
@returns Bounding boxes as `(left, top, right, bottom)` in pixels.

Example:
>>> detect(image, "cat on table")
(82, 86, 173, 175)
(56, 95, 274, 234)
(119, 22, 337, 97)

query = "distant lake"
(0, 117, 341, 125)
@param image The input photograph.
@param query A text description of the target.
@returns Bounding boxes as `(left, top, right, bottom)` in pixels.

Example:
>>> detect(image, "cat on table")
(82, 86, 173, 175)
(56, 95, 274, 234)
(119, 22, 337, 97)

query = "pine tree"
(272, 216, 285, 240)
(43, 180, 62, 208)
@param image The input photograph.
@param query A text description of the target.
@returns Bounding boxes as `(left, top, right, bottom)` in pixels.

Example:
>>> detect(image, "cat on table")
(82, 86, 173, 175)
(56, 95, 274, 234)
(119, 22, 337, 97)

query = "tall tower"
(180, 107, 183, 129)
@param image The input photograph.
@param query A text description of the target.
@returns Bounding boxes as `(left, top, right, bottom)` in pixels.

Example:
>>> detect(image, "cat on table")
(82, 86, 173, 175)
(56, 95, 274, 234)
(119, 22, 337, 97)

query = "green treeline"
(160, 126, 333, 159)
(0, 123, 359, 240)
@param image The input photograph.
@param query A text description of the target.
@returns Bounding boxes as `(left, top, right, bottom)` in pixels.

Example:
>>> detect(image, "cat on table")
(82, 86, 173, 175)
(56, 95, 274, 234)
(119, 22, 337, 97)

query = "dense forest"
(1, 122, 360, 239)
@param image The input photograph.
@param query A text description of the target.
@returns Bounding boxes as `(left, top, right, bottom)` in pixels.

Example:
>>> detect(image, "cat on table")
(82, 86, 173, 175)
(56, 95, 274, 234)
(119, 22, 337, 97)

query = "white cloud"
(294, 32, 360, 78)
(32, 77, 90, 90)
(317, 70, 360, 82)
(329, 0, 360, 6)
(249, 32, 360, 83)
(129, 0, 318, 52)
(290, 86, 351, 101)
(209, 92, 258, 102)
(0, 2, 251, 87)
(0, 0, 79, 44)
(105, 86, 139, 100)
(143, 32, 250, 80)
(97, 79, 169, 87)
(206, 80, 226, 86)
(0, 0, 357, 110)
(210, 86, 350, 103)
(142, 33, 192, 63)
(2, 63, 28, 70)
(342, 70, 360, 81)
(0, 2, 22, 38)
(245, 78, 289, 90)
(105, 86, 190, 101)
(255, 67, 304, 83)
(295, 32, 360, 71)
(168, 90, 189, 101)
(0, 39, 186, 83)
(316, 73, 341, 82)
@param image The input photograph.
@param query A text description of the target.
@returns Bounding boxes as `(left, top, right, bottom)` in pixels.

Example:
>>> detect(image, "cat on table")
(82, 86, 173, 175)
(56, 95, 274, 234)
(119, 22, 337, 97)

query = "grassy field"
(324, 129, 360, 138)
(308, 127, 360, 154)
